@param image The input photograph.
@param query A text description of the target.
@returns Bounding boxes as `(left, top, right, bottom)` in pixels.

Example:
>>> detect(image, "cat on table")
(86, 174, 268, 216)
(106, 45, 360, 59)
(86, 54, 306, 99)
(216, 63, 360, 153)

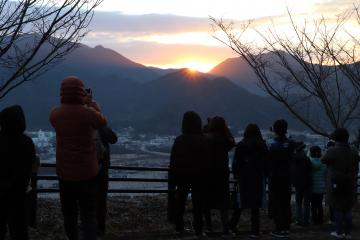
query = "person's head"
(295, 141, 306, 153)
(209, 116, 228, 135)
(244, 123, 263, 140)
(326, 140, 336, 149)
(0, 105, 26, 135)
(310, 145, 322, 158)
(272, 119, 288, 137)
(181, 111, 202, 135)
(60, 76, 86, 105)
(330, 128, 349, 143)
(85, 88, 93, 104)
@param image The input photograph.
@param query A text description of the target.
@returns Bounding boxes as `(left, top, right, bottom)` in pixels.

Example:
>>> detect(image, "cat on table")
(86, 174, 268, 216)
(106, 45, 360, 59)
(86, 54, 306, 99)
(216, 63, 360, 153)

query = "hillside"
(0, 44, 300, 133)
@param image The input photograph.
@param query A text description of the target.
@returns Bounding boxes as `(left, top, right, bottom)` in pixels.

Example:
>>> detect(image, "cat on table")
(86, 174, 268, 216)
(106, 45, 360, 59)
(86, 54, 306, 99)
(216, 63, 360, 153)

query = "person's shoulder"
(22, 134, 35, 145)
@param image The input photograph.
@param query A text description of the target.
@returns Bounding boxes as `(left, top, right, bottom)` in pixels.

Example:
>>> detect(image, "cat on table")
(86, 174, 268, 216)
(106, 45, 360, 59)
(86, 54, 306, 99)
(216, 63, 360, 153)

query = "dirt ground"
(21, 195, 360, 239)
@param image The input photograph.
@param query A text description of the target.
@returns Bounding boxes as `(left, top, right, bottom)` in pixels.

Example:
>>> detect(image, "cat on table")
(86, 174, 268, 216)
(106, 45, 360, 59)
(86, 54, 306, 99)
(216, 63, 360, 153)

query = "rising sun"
(182, 61, 215, 73)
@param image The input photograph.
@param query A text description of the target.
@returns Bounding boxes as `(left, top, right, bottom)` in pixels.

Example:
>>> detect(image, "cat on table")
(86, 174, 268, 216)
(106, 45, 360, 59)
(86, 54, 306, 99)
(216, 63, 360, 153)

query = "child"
(309, 146, 326, 225)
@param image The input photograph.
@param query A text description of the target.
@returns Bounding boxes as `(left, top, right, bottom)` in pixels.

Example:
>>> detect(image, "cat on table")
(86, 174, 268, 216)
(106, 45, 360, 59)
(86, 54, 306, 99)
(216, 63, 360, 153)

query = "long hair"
(181, 111, 202, 135)
(209, 116, 228, 135)
(243, 123, 263, 141)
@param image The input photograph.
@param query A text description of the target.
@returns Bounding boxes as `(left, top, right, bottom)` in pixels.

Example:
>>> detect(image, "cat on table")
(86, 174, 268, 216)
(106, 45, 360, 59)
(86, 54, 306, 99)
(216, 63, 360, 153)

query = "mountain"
(0, 42, 301, 133)
(210, 57, 260, 94)
(117, 69, 298, 133)
(209, 52, 302, 95)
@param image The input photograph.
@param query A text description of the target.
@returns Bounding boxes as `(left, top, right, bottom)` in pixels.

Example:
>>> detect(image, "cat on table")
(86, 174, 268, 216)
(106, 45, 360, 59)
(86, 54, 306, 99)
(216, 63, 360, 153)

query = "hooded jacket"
(50, 76, 107, 181)
(0, 105, 36, 194)
(322, 142, 359, 210)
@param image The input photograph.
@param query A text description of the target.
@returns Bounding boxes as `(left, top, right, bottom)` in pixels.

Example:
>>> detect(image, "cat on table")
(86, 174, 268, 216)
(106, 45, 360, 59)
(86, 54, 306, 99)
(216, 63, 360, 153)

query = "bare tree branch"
(211, 7, 360, 137)
(0, 0, 103, 99)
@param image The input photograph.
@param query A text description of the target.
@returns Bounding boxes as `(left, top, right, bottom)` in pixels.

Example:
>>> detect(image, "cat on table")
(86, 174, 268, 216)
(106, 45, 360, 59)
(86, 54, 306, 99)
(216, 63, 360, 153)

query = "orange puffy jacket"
(50, 76, 107, 181)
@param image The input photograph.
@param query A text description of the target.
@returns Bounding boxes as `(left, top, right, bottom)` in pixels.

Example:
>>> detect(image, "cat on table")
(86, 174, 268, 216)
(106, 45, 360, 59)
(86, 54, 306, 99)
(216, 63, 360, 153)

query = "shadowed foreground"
(27, 196, 360, 240)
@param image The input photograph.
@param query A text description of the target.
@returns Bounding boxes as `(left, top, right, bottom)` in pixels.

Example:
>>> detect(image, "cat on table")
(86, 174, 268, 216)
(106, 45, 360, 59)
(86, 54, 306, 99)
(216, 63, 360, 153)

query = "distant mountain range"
(0, 43, 301, 134)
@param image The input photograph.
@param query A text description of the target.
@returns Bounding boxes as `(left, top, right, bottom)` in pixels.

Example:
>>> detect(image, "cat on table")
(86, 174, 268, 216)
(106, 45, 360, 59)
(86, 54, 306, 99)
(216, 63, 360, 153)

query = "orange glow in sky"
(85, 0, 356, 72)
(147, 60, 216, 73)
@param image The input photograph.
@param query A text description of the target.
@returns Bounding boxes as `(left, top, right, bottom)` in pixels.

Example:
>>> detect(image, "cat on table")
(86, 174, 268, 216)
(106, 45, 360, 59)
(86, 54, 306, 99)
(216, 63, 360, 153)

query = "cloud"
(89, 12, 212, 34)
(312, 0, 358, 15)
(81, 38, 235, 66)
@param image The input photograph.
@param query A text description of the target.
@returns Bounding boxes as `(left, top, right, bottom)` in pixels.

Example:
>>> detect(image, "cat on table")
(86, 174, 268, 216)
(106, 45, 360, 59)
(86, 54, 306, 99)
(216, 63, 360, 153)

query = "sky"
(83, 0, 358, 72)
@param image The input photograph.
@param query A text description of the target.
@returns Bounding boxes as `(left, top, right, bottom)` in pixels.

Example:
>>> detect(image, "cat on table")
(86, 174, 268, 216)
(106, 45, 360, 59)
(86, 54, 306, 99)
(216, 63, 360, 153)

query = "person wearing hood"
(322, 128, 359, 239)
(169, 111, 211, 237)
(0, 105, 36, 240)
(50, 76, 107, 240)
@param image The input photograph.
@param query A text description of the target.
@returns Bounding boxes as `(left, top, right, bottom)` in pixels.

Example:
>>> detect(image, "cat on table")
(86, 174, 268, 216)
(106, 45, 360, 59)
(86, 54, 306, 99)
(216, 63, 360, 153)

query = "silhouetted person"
(206, 116, 235, 236)
(202, 117, 212, 134)
(50, 76, 107, 240)
(169, 111, 210, 236)
(96, 127, 117, 237)
(26, 155, 40, 228)
(309, 146, 326, 225)
(291, 142, 312, 226)
(230, 124, 268, 238)
(322, 128, 359, 239)
(325, 139, 336, 223)
(268, 119, 294, 238)
(0, 105, 36, 240)
(84, 88, 118, 237)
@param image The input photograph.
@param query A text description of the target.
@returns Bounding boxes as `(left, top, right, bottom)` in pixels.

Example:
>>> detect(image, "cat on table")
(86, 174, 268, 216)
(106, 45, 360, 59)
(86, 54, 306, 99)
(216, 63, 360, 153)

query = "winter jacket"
(233, 138, 268, 208)
(322, 143, 359, 210)
(169, 111, 211, 184)
(207, 133, 235, 208)
(268, 136, 295, 178)
(169, 134, 211, 183)
(98, 125, 118, 167)
(50, 76, 107, 181)
(0, 106, 36, 194)
(310, 157, 326, 194)
(291, 151, 312, 190)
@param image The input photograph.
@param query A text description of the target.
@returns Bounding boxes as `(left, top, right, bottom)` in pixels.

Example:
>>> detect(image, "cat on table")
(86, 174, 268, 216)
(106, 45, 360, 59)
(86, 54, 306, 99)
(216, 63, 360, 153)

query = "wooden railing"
(36, 163, 172, 194)
(35, 163, 360, 195)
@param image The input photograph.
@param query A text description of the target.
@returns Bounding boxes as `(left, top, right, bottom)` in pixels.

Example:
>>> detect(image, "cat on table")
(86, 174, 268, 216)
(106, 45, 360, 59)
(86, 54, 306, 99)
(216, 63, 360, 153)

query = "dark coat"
(268, 136, 295, 178)
(322, 143, 359, 211)
(169, 134, 211, 183)
(0, 106, 36, 194)
(291, 151, 312, 190)
(233, 138, 268, 209)
(207, 133, 235, 208)
(99, 125, 118, 167)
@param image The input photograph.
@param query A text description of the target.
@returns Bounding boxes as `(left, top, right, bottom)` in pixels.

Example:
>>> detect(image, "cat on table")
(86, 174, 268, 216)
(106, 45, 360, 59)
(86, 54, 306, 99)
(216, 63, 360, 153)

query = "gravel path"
(22, 196, 360, 240)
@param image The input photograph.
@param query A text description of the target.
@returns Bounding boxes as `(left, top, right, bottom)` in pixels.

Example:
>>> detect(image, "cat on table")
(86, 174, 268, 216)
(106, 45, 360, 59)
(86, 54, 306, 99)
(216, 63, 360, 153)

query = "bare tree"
(0, 0, 102, 99)
(211, 8, 360, 137)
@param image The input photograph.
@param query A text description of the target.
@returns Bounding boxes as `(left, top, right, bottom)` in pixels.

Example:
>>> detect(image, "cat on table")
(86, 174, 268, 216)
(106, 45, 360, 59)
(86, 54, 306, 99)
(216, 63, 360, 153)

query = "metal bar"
(36, 175, 238, 184)
(40, 163, 169, 172)
(36, 189, 170, 194)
